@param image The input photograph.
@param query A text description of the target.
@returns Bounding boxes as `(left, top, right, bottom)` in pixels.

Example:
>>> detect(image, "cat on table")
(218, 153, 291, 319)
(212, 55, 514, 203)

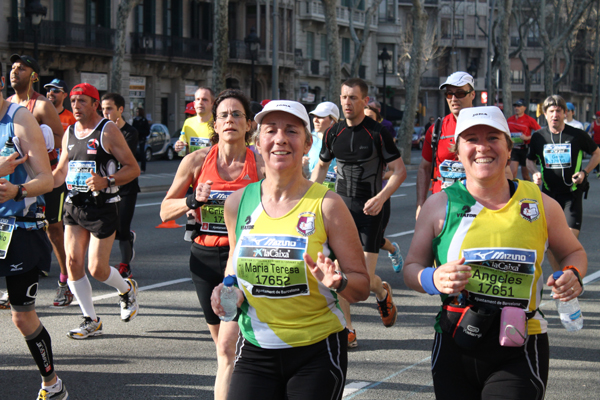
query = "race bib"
(323, 170, 336, 192)
(510, 132, 524, 145)
(0, 217, 16, 259)
(199, 190, 232, 234)
(439, 160, 465, 189)
(189, 137, 211, 153)
(463, 248, 536, 309)
(543, 143, 571, 169)
(66, 160, 96, 192)
(236, 234, 309, 298)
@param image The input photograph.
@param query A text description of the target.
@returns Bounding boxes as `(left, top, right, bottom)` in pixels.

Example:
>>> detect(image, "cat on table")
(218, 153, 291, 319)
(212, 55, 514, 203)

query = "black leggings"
(117, 193, 137, 264)
(190, 242, 229, 325)
(228, 330, 347, 400)
(431, 331, 549, 400)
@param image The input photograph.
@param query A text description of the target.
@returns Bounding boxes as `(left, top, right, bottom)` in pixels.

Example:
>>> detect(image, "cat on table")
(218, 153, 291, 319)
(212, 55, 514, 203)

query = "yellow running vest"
(233, 182, 345, 348)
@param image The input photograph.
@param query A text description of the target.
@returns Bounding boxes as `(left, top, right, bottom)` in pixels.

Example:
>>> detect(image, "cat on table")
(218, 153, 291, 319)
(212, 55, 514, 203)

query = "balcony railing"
(130, 32, 213, 60)
(572, 82, 593, 93)
(421, 77, 439, 87)
(8, 17, 114, 50)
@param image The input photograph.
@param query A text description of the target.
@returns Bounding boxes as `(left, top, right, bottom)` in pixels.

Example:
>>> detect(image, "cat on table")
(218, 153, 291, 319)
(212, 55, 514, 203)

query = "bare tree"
(323, 0, 342, 102)
(397, 0, 430, 164)
(212, 0, 229, 93)
(593, 0, 600, 114)
(110, 0, 142, 93)
(496, 0, 515, 117)
(349, 0, 383, 77)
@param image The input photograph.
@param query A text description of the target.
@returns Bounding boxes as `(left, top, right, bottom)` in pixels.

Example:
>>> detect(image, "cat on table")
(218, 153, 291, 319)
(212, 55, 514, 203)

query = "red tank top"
(194, 144, 259, 247)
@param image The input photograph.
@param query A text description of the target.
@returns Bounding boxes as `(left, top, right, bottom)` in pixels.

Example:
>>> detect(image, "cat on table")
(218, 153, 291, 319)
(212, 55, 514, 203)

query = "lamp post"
(244, 27, 260, 101)
(378, 46, 391, 118)
(25, 0, 47, 93)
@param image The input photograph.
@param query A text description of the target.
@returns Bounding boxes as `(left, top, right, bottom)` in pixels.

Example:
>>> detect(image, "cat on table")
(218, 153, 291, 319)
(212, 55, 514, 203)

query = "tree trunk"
(398, 0, 428, 164)
(323, 0, 341, 103)
(349, 0, 383, 77)
(519, 52, 532, 108)
(212, 0, 229, 94)
(592, 0, 600, 114)
(497, 0, 514, 117)
(110, 0, 141, 93)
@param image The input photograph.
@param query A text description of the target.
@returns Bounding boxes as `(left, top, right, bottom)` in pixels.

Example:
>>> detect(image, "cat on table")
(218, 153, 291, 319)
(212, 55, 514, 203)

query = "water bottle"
(219, 275, 238, 322)
(184, 214, 195, 242)
(553, 271, 583, 331)
(1, 137, 16, 180)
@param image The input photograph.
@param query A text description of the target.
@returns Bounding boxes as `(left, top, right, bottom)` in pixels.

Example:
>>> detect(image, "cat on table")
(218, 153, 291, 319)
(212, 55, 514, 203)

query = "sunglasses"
(47, 88, 64, 94)
(445, 89, 473, 99)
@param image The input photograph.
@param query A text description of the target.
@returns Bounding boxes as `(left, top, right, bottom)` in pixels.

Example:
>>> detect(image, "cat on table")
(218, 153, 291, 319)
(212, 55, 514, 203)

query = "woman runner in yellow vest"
(403, 106, 586, 400)
(211, 100, 369, 400)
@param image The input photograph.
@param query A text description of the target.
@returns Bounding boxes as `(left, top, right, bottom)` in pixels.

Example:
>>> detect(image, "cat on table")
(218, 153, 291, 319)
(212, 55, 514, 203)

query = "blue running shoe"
(389, 242, 404, 273)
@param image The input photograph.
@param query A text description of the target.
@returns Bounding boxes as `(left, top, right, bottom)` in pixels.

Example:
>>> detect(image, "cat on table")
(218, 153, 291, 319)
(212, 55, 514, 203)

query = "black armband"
(186, 194, 204, 210)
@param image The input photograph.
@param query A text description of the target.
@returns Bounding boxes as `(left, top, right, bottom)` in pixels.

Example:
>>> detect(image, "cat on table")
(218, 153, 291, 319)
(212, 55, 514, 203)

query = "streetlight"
(244, 26, 260, 101)
(25, 0, 46, 92)
(378, 46, 392, 118)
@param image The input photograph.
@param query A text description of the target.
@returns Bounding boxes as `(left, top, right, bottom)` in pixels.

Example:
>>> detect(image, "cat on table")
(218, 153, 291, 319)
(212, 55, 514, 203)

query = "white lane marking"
(391, 194, 407, 198)
(401, 183, 416, 187)
(73, 278, 192, 304)
(135, 202, 163, 208)
(387, 230, 415, 238)
(344, 356, 431, 399)
(342, 382, 370, 397)
(583, 270, 600, 285)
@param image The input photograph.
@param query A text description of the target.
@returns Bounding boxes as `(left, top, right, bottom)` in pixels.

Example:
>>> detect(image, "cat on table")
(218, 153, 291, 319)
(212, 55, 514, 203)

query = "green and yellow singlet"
(433, 180, 548, 335)
(232, 181, 345, 349)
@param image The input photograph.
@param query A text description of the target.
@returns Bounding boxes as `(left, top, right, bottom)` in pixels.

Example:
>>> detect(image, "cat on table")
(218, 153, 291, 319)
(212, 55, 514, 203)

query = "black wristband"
(564, 266, 584, 290)
(582, 170, 588, 179)
(334, 270, 348, 293)
(186, 194, 203, 210)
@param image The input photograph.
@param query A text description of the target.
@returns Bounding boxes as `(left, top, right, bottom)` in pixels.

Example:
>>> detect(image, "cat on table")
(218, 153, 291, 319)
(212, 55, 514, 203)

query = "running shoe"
(348, 329, 358, 349)
(129, 230, 136, 263)
(37, 379, 69, 399)
(120, 278, 139, 322)
(388, 242, 404, 273)
(67, 316, 103, 340)
(118, 263, 132, 279)
(0, 291, 10, 310)
(377, 282, 397, 327)
(53, 283, 74, 307)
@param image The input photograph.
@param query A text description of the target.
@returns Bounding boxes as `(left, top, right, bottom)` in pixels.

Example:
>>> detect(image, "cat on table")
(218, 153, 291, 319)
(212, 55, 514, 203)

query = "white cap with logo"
(254, 100, 310, 130)
(309, 101, 340, 122)
(440, 71, 475, 90)
(454, 106, 509, 142)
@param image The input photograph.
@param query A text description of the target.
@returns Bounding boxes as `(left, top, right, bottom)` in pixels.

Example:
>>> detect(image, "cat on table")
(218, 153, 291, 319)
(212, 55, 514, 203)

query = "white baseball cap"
(254, 100, 310, 130)
(309, 101, 340, 122)
(454, 106, 509, 142)
(440, 71, 475, 90)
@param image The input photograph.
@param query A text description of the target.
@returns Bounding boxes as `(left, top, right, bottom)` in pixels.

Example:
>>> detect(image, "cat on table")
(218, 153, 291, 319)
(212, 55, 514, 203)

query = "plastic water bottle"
(553, 271, 583, 331)
(1, 137, 16, 180)
(219, 275, 238, 322)
(184, 214, 195, 242)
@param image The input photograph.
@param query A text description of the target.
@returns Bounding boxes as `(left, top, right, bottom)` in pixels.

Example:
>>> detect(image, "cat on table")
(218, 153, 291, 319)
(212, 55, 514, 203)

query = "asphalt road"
(1, 150, 599, 399)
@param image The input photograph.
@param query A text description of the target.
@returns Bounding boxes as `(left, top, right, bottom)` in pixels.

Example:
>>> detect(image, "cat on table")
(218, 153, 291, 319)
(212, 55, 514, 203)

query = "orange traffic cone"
(156, 220, 182, 229)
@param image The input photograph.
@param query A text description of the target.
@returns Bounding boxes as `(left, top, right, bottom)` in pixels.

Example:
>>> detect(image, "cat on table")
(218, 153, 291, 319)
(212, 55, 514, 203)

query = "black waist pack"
(439, 299, 499, 349)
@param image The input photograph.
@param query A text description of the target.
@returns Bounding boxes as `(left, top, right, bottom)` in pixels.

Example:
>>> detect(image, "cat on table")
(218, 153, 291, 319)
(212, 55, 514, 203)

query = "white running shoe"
(120, 278, 139, 322)
(67, 316, 103, 340)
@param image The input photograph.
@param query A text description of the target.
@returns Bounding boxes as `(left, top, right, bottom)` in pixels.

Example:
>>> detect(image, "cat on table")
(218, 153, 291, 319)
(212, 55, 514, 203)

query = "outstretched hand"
(304, 252, 342, 290)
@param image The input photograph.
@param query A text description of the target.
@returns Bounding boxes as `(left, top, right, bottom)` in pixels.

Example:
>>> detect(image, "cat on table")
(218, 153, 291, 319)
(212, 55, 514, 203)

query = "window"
(191, 2, 212, 40)
(135, 1, 156, 34)
(54, 0, 66, 22)
(307, 32, 314, 59)
(454, 19, 464, 39)
(86, 0, 110, 28)
(441, 18, 451, 39)
(342, 38, 351, 64)
(321, 34, 327, 60)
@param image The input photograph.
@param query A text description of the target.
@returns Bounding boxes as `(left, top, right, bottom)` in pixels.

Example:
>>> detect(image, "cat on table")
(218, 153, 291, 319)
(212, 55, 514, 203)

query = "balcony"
(421, 77, 440, 87)
(8, 17, 114, 51)
(571, 82, 593, 93)
(130, 33, 212, 60)
(298, 1, 378, 28)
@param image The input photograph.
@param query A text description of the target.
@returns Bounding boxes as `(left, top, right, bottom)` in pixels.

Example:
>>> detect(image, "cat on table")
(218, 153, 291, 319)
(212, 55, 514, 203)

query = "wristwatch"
(107, 176, 116, 188)
(14, 184, 27, 202)
(334, 270, 348, 293)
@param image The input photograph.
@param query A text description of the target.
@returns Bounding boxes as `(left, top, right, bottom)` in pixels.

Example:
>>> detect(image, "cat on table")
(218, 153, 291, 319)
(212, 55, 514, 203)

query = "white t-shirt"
(565, 119, 584, 130)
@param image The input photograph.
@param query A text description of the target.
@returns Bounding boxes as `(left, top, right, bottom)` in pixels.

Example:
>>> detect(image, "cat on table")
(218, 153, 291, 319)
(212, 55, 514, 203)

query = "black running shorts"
(190, 242, 230, 325)
(43, 183, 66, 225)
(228, 330, 347, 400)
(339, 195, 384, 253)
(431, 331, 549, 400)
(64, 201, 119, 239)
(543, 189, 583, 230)
(510, 147, 528, 166)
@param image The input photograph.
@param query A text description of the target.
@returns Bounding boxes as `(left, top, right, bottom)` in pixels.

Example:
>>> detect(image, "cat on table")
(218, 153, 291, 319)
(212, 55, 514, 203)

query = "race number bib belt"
(510, 132, 524, 148)
(199, 190, 232, 234)
(0, 217, 16, 259)
(438, 160, 466, 189)
(66, 160, 96, 192)
(543, 143, 571, 169)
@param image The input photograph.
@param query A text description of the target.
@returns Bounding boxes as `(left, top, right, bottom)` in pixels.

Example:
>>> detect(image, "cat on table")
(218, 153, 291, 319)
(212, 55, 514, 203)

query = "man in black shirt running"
(311, 78, 407, 347)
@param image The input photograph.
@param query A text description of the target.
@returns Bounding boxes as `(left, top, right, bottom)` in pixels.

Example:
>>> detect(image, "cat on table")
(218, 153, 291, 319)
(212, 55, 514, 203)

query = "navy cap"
(44, 79, 68, 92)
(513, 99, 525, 107)
(10, 54, 40, 74)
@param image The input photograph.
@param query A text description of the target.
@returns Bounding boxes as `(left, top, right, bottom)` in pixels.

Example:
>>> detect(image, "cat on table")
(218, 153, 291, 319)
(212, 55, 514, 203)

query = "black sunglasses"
(47, 88, 64, 93)
(445, 89, 473, 99)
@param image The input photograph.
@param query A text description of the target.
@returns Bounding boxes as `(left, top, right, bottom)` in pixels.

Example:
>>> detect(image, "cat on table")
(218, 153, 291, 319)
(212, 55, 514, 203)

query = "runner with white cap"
(304, 101, 339, 178)
(416, 71, 475, 219)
